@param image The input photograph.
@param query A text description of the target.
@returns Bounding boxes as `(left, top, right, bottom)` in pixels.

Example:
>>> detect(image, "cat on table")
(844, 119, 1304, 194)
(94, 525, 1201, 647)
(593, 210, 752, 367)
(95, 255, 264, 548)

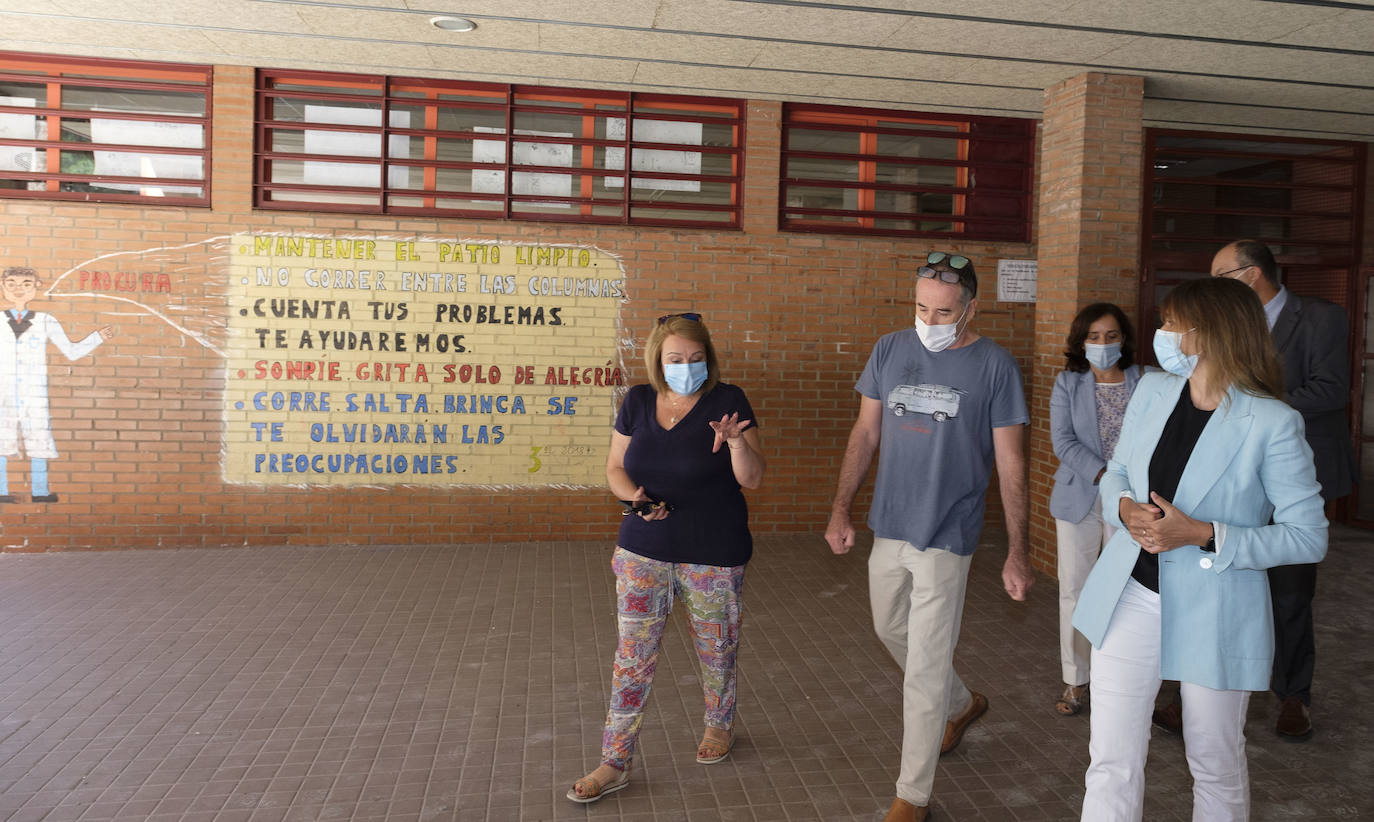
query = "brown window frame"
(1355, 262, 1374, 528)
(0, 50, 211, 207)
(254, 69, 745, 229)
(779, 103, 1034, 242)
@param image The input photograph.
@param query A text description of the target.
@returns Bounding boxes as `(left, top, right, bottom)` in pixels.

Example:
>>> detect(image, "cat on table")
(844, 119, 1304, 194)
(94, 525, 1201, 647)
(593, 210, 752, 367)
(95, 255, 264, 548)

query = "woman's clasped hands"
(1120, 492, 1209, 554)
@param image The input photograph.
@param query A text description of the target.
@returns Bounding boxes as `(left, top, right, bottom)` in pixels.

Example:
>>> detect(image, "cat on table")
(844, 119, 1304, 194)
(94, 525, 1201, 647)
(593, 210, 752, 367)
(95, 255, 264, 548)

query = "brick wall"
(0, 69, 1040, 551)
(1030, 74, 1144, 572)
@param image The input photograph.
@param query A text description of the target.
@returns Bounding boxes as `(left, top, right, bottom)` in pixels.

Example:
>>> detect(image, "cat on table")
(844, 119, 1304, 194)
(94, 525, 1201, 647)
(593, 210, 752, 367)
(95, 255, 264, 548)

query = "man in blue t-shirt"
(825, 252, 1034, 822)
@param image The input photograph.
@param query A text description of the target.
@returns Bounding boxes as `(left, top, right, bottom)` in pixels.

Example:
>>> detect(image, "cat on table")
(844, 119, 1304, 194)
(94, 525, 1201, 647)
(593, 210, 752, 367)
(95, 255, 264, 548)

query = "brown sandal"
(566, 766, 630, 803)
(1056, 684, 1088, 716)
(696, 728, 735, 764)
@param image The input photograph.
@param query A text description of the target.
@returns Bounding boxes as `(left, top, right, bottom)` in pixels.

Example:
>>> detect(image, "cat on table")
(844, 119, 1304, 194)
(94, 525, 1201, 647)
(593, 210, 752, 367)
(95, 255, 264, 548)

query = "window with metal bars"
(779, 104, 1033, 241)
(255, 70, 744, 228)
(1141, 130, 1363, 314)
(0, 50, 210, 206)
(1139, 128, 1367, 524)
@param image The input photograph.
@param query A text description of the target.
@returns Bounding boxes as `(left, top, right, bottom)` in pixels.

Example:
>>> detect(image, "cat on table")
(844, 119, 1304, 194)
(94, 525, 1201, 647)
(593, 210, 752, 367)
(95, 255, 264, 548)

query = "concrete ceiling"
(1, 0, 1372, 140)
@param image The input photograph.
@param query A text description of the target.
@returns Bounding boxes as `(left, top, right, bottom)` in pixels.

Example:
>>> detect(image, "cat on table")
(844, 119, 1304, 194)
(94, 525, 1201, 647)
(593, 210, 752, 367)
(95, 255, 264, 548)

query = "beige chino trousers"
(868, 537, 975, 807)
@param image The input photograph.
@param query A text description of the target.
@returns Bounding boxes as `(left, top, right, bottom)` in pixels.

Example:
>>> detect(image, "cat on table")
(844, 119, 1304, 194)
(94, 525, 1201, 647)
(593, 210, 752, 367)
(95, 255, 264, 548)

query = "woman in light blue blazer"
(1049, 303, 1143, 717)
(1073, 277, 1326, 822)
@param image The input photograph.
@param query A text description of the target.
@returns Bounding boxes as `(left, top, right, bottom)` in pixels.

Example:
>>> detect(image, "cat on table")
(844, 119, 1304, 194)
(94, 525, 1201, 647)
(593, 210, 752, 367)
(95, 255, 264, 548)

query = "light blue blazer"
(1072, 372, 1328, 691)
(1048, 365, 1143, 523)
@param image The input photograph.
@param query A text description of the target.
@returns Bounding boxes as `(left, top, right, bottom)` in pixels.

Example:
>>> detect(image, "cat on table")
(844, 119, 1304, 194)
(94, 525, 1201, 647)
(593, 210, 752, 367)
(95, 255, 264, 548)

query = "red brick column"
(742, 100, 781, 235)
(211, 65, 254, 215)
(1030, 73, 1143, 573)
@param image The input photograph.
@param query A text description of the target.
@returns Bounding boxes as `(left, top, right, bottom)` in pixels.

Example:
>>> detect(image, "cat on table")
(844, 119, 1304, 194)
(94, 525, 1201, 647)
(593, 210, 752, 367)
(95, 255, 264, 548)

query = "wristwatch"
(1202, 527, 1217, 554)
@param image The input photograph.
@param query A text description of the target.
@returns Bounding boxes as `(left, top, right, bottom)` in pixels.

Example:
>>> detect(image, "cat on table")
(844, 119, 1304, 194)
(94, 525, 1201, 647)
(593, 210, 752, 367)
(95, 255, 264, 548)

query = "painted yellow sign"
(225, 234, 626, 486)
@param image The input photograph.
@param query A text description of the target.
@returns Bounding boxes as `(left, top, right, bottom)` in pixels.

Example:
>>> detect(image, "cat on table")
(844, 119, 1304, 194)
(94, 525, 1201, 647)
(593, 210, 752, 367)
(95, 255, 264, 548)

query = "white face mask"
(1084, 342, 1122, 371)
(914, 308, 967, 353)
(1225, 266, 1256, 287)
(1153, 328, 1198, 378)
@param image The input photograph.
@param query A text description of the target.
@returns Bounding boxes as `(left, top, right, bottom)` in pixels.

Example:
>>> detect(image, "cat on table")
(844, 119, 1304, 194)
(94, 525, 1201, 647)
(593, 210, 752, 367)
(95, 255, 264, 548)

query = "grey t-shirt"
(855, 329, 1029, 555)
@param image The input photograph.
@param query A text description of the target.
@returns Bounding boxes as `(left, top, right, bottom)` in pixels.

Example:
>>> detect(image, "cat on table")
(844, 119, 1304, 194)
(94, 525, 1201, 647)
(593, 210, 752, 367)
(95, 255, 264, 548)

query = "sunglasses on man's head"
(657, 312, 702, 325)
(916, 252, 975, 295)
(916, 267, 964, 285)
(927, 252, 970, 270)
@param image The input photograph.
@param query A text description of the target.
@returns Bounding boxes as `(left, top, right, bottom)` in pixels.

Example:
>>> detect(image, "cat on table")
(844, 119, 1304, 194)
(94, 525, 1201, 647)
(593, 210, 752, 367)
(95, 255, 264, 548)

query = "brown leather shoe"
(941, 691, 988, 754)
(882, 797, 931, 822)
(1275, 696, 1313, 741)
(1151, 700, 1183, 735)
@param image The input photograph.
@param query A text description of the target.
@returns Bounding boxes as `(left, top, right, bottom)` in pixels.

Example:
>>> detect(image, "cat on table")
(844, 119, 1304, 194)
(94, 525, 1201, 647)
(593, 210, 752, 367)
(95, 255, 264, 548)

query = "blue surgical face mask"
(1084, 341, 1122, 371)
(663, 361, 707, 395)
(1153, 328, 1197, 378)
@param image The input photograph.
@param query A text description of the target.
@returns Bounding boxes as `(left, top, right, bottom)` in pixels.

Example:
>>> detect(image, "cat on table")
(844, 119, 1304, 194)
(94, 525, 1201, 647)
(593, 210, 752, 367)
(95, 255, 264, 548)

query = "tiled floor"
(1, 526, 1371, 822)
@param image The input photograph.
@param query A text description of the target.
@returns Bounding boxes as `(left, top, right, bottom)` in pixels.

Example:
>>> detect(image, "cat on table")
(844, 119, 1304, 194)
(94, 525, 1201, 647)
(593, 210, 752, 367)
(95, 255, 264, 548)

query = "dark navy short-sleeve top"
(614, 382, 757, 567)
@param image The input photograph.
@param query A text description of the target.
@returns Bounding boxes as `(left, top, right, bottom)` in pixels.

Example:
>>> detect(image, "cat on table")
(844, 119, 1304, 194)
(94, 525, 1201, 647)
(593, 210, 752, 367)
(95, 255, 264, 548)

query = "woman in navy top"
(568, 313, 765, 804)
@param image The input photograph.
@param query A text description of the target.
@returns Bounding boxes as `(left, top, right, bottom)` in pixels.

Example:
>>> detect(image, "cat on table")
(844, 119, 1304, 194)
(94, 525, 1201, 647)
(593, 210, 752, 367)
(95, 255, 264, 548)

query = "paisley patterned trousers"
(601, 546, 746, 770)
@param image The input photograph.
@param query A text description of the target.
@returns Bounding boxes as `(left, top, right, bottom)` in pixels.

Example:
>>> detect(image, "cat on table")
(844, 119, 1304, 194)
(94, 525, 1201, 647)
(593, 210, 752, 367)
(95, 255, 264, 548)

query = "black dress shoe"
(1276, 697, 1313, 741)
(30, 493, 58, 503)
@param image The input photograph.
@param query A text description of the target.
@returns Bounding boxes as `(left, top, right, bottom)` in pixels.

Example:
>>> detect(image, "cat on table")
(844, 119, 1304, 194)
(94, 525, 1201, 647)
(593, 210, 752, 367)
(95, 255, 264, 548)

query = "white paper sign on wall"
(997, 259, 1037, 303)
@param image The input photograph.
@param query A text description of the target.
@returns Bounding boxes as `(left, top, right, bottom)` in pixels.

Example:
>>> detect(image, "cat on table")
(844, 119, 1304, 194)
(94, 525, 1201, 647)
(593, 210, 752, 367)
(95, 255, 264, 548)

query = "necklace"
(665, 392, 695, 425)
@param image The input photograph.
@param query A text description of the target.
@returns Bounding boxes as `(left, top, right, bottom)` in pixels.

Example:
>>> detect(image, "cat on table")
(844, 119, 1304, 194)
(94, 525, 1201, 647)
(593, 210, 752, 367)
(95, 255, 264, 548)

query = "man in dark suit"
(1210, 238, 1356, 740)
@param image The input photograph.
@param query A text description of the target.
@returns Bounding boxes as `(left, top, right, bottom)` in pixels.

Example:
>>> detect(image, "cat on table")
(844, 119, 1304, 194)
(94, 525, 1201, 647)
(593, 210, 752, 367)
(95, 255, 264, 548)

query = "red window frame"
(1138, 128, 1367, 524)
(254, 69, 744, 228)
(0, 50, 211, 207)
(780, 103, 1033, 242)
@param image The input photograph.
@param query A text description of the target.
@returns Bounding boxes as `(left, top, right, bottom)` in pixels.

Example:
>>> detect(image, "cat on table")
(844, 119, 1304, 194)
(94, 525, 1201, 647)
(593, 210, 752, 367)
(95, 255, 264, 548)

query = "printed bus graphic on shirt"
(886, 384, 965, 422)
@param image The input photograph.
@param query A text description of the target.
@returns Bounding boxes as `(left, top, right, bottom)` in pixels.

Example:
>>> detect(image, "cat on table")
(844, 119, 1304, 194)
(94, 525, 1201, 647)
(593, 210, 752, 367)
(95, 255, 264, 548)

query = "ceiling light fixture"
(430, 16, 477, 32)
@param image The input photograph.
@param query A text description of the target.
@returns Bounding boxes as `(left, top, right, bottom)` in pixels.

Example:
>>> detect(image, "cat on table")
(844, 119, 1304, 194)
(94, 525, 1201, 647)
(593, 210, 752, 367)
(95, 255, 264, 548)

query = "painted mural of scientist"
(1, 265, 116, 503)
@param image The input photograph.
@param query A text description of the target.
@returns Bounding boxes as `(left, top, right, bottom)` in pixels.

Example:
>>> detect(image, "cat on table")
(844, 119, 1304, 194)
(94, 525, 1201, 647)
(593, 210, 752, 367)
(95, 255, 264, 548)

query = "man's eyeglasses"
(917, 252, 975, 294)
(658, 312, 702, 325)
(1212, 265, 1251, 278)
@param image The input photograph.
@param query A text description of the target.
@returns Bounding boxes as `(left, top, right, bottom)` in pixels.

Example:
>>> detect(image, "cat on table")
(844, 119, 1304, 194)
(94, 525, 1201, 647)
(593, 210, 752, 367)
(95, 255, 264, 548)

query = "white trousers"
(1082, 578, 1251, 822)
(1055, 498, 1113, 685)
(869, 537, 974, 806)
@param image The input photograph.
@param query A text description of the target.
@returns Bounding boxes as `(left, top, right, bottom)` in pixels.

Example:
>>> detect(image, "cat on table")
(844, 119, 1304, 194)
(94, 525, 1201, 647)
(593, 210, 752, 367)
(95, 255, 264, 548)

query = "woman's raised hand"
(708, 413, 753, 453)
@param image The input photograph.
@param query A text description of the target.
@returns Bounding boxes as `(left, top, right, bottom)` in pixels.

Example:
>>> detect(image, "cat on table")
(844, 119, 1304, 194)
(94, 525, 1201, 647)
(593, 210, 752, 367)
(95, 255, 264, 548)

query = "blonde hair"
(644, 314, 720, 396)
(1159, 277, 1283, 400)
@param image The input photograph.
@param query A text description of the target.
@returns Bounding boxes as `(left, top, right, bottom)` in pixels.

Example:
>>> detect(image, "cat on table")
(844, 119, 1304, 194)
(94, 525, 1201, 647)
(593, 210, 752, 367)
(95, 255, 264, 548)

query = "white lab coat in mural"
(1, 311, 105, 459)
